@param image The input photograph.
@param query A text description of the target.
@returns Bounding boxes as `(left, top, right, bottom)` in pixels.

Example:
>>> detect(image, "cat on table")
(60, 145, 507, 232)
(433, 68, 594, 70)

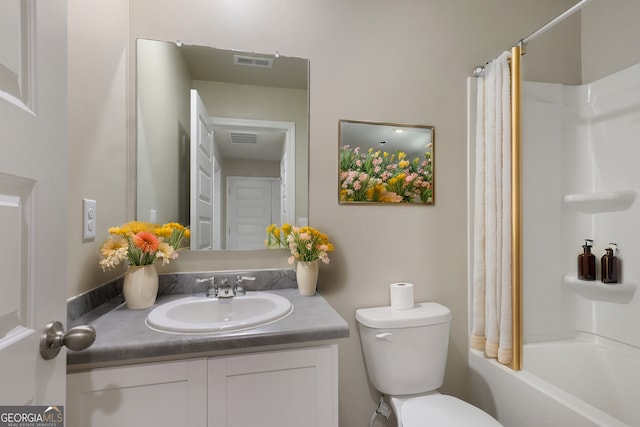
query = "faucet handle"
(234, 276, 255, 296)
(197, 277, 218, 297)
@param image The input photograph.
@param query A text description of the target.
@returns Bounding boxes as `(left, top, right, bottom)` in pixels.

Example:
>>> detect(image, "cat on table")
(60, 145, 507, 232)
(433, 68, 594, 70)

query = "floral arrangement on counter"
(265, 223, 334, 265)
(99, 221, 190, 271)
(339, 145, 433, 203)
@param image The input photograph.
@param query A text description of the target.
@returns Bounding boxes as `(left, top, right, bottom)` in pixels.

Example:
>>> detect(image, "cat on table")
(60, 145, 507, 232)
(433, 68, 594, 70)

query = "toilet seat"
(398, 394, 502, 427)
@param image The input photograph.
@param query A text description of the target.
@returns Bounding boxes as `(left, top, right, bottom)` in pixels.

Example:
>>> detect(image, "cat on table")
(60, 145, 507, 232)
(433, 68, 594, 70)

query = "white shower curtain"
(471, 51, 513, 365)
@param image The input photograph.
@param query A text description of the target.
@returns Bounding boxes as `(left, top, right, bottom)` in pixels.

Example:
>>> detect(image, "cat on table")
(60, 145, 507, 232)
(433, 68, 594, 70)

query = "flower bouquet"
(266, 224, 334, 296)
(99, 221, 190, 309)
(99, 221, 190, 271)
(265, 223, 334, 264)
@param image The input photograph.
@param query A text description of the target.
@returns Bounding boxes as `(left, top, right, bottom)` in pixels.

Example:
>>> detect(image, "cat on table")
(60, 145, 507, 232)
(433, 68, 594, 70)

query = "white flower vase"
(296, 261, 319, 296)
(123, 264, 159, 309)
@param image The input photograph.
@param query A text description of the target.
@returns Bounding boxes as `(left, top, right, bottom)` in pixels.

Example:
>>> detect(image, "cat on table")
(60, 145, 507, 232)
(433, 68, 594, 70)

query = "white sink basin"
(146, 292, 293, 334)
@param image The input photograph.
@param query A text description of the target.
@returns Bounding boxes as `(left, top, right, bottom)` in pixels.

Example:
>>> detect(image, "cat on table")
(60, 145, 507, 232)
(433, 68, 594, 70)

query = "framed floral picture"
(338, 120, 434, 204)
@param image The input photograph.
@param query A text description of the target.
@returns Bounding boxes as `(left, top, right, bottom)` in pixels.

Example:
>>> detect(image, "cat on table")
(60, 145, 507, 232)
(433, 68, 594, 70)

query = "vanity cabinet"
(67, 345, 338, 427)
(66, 358, 207, 427)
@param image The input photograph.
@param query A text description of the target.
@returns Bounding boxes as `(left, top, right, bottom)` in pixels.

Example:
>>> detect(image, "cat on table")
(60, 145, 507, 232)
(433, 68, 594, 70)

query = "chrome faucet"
(199, 275, 255, 298)
(216, 278, 234, 298)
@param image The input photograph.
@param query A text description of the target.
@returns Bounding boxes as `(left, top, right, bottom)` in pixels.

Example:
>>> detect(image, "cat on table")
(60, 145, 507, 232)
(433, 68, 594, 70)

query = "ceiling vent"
(230, 131, 258, 144)
(233, 54, 273, 68)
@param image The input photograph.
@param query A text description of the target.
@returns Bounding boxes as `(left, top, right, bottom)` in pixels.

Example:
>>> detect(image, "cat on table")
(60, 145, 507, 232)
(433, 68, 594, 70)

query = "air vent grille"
(233, 55, 273, 68)
(230, 132, 258, 144)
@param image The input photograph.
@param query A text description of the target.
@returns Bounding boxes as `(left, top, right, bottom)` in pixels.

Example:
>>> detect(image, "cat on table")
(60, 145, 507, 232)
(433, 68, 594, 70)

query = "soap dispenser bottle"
(578, 239, 596, 281)
(601, 243, 618, 284)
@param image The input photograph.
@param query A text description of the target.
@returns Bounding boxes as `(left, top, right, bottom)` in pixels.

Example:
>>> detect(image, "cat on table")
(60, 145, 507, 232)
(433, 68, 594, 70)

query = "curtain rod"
(472, 0, 593, 77)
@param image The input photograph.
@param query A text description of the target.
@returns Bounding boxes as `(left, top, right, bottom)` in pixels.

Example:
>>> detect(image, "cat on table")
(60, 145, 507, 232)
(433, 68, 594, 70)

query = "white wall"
(573, 64, 640, 346)
(137, 39, 191, 225)
(68, 1, 578, 425)
(67, 0, 130, 292)
(581, 0, 640, 83)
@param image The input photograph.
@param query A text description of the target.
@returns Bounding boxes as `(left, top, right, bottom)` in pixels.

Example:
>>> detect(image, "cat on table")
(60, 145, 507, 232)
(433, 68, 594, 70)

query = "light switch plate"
(83, 198, 96, 241)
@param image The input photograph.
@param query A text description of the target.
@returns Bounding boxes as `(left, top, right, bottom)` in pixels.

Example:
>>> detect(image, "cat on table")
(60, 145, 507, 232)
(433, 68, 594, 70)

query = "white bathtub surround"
(468, 53, 640, 427)
(471, 50, 513, 365)
(470, 333, 638, 427)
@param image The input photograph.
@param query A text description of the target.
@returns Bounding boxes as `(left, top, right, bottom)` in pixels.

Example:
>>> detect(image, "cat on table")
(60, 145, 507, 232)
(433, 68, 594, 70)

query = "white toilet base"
(389, 391, 503, 427)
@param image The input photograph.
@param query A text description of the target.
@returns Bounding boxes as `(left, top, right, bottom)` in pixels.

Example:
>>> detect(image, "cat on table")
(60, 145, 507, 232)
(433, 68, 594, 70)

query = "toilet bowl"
(356, 302, 502, 427)
(390, 393, 501, 426)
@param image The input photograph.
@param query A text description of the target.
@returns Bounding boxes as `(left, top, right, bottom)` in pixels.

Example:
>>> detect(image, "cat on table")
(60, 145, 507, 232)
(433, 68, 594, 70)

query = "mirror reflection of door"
(226, 177, 281, 250)
(190, 90, 215, 250)
(190, 92, 294, 249)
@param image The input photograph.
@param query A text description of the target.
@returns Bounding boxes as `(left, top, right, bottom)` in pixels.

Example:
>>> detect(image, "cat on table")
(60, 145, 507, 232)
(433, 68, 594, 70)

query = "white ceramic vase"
(296, 261, 319, 296)
(123, 264, 159, 309)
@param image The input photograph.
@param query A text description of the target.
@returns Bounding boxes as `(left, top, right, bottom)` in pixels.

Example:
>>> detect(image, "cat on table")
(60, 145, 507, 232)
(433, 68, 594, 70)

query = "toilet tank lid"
(355, 302, 451, 329)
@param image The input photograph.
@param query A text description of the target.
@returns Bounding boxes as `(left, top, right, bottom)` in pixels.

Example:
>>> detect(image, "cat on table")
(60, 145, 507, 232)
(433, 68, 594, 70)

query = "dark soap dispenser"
(601, 243, 618, 284)
(578, 239, 596, 281)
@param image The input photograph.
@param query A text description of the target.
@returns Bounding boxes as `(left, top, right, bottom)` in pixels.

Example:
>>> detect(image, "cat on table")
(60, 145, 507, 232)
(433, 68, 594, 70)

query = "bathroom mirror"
(339, 120, 434, 204)
(136, 38, 309, 250)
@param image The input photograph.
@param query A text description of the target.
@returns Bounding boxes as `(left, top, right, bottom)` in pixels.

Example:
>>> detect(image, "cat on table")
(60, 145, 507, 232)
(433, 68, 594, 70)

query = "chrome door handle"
(39, 320, 96, 360)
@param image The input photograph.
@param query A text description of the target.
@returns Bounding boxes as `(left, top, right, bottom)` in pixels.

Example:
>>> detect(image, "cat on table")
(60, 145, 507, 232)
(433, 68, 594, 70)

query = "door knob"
(39, 320, 96, 360)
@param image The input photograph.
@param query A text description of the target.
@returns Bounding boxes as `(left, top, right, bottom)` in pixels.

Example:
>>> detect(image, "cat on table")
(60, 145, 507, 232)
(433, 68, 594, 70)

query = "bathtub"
(469, 333, 637, 427)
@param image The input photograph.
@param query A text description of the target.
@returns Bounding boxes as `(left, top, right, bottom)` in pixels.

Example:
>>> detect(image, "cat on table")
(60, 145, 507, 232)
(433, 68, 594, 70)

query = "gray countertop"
(67, 288, 349, 367)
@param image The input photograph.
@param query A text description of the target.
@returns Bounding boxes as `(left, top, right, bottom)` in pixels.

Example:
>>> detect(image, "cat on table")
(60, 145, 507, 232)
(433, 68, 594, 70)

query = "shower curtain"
(471, 51, 513, 365)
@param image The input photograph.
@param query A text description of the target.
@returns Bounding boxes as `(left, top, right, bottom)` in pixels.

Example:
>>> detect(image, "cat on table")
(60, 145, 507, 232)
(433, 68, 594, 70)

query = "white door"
(0, 0, 67, 409)
(190, 90, 215, 250)
(213, 158, 222, 250)
(226, 177, 280, 250)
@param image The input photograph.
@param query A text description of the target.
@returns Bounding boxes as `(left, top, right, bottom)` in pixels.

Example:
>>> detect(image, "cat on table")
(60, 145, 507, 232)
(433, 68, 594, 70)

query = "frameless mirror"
(338, 120, 434, 204)
(136, 39, 309, 250)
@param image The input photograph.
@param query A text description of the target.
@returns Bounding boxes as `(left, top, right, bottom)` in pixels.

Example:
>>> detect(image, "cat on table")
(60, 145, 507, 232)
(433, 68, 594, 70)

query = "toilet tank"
(356, 302, 451, 396)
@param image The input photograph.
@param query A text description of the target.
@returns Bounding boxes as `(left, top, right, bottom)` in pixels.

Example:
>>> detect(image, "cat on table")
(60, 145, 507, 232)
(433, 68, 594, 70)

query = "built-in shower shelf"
(563, 275, 637, 303)
(564, 190, 637, 213)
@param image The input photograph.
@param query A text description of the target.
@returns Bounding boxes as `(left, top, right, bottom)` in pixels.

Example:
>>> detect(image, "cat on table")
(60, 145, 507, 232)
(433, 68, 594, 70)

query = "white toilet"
(356, 302, 503, 427)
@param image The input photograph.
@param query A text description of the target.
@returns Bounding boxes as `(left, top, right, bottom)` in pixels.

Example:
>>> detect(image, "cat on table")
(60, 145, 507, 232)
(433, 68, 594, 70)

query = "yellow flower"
(100, 235, 128, 257)
(153, 226, 173, 238)
(156, 242, 177, 266)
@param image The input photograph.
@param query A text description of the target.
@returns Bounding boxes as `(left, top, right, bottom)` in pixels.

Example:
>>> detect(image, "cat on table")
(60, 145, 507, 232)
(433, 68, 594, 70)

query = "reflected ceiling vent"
(230, 131, 258, 144)
(233, 54, 273, 68)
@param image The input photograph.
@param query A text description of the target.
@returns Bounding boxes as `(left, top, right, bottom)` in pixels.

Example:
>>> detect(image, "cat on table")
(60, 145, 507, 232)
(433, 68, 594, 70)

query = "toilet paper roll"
(390, 282, 414, 310)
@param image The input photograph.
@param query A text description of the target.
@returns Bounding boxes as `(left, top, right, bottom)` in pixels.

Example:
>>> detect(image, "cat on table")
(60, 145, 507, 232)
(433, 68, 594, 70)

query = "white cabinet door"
(67, 359, 207, 427)
(208, 345, 338, 427)
(66, 345, 339, 427)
